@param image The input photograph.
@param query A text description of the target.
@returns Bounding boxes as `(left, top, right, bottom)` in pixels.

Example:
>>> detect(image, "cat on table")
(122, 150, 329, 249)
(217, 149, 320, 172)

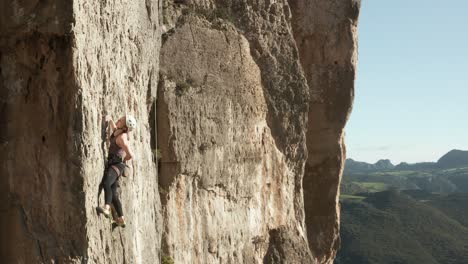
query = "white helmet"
(125, 114, 137, 131)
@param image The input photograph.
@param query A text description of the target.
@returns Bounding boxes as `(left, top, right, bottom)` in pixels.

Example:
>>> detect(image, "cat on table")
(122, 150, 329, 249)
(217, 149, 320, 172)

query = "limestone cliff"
(158, 1, 310, 262)
(0, 0, 359, 263)
(1, 0, 161, 263)
(290, 1, 360, 263)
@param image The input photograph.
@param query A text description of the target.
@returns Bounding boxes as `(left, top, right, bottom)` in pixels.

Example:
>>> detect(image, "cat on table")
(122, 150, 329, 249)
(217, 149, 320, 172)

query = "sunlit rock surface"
(1, 0, 359, 263)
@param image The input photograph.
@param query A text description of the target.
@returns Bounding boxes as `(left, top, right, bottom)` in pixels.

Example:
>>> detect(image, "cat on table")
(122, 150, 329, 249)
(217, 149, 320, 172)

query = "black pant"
(101, 166, 123, 217)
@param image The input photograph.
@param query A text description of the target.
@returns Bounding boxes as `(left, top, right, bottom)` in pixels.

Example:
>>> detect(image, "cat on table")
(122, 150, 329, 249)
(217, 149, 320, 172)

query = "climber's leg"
(103, 168, 118, 205)
(97, 168, 119, 218)
(111, 180, 126, 227)
(111, 182, 123, 217)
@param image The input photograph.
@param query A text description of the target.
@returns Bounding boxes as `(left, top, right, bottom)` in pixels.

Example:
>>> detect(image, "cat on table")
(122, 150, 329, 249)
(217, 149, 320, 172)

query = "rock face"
(1, 0, 359, 263)
(157, 6, 311, 262)
(290, 0, 360, 263)
(1, 0, 161, 263)
(0, 2, 84, 263)
(74, 1, 162, 263)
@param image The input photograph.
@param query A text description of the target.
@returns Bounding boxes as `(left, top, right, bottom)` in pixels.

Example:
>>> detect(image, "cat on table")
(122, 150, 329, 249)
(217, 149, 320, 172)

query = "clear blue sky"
(346, 0, 468, 164)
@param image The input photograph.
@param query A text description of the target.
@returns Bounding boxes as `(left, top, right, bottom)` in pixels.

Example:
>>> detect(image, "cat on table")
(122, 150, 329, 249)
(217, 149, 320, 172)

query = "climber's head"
(125, 114, 137, 132)
(116, 115, 137, 132)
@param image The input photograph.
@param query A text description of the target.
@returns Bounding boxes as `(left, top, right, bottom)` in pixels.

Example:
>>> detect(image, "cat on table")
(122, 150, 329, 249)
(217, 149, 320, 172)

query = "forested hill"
(337, 191, 468, 264)
(338, 150, 468, 264)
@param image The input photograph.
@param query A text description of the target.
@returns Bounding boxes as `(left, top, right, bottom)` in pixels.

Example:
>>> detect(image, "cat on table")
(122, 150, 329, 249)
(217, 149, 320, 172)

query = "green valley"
(337, 150, 468, 263)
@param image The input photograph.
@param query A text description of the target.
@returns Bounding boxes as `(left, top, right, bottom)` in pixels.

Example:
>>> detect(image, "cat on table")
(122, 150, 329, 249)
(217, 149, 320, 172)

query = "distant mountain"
(345, 159, 394, 172)
(394, 162, 436, 171)
(346, 149, 468, 173)
(337, 191, 468, 264)
(437, 149, 468, 168)
(344, 159, 374, 171)
(374, 159, 395, 170)
(342, 165, 468, 195)
(342, 149, 468, 196)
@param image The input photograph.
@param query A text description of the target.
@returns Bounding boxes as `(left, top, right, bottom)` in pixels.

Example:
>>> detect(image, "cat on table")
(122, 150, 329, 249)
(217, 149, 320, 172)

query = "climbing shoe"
(97, 206, 111, 219)
(115, 217, 126, 228)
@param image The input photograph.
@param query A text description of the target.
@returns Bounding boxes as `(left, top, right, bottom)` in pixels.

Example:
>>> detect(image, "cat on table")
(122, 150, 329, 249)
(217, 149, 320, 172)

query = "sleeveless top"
(108, 132, 126, 161)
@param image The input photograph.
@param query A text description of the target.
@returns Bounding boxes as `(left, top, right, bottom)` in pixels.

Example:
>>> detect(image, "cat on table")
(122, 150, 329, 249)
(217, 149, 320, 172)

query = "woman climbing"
(97, 114, 137, 227)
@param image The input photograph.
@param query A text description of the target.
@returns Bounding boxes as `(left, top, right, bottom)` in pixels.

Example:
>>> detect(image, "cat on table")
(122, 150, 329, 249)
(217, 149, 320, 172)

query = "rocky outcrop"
(290, 0, 360, 263)
(1, 0, 359, 263)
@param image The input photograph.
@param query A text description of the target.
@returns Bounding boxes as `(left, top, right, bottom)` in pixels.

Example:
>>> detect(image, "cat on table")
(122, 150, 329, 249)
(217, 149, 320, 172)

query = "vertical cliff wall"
(290, 0, 360, 263)
(158, 0, 312, 263)
(1, 0, 162, 263)
(0, 1, 84, 263)
(1, 0, 359, 263)
(73, 0, 162, 263)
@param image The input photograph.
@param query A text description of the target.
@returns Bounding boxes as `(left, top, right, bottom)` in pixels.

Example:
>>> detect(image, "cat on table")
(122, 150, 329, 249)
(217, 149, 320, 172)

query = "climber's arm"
(105, 114, 117, 131)
(117, 133, 134, 162)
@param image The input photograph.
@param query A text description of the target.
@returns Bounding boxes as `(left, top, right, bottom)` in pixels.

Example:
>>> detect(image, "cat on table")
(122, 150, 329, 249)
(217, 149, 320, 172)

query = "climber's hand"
(105, 114, 112, 122)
